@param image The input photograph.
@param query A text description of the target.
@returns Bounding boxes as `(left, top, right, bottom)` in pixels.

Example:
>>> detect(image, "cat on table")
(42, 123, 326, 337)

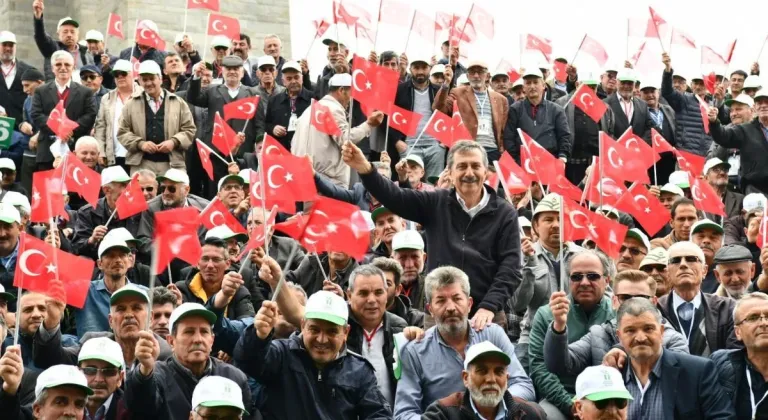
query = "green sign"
(0, 116, 15, 150)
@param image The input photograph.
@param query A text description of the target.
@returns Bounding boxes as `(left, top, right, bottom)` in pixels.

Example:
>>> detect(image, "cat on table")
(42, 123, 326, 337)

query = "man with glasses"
(616, 229, 650, 273)
(544, 269, 688, 378)
(528, 249, 614, 420)
(713, 292, 768, 418)
(657, 241, 740, 356)
(573, 366, 633, 420)
(639, 247, 671, 297)
(702, 158, 744, 223)
(79, 65, 108, 113)
(713, 244, 756, 300)
(254, 55, 286, 104)
(216, 173, 248, 226)
(209, 36, 230, 82)
(76, 337, 127, 419)
(135, 169, 158, 201)
(691, 219, 725, 294)
(94, 59, 139, 170)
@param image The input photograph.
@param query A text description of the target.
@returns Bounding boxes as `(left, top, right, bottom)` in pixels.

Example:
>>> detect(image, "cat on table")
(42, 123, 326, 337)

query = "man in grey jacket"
(544, 269, 689, 378)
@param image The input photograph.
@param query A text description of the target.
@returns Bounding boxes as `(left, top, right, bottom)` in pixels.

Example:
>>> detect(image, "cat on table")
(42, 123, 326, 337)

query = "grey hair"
(347, 264, 387, 291)
(565, 249, 615, 279)
(424, 266, 470, 304)
(75, 136, 99, 150)
(733, 292, 768, 322)
(446, 140, 489, 169)
(668, 241, 705, 265)
(286, 281, 308, 303)
(617, 297, 662, 325)
(34, 389, 49, 407)
(372, 161, 392, 178)
(135, 169, 157, 180)
(51, 50, 74, 66)
(263, 34, 282, 43)
(151, 287, 178, 308)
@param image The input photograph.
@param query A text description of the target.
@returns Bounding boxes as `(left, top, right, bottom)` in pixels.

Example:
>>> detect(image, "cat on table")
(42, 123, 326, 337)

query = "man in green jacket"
(528, 249, 615, 420)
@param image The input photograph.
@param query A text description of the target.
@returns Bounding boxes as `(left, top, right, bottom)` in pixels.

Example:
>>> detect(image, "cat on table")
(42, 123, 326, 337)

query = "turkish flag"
(651, 128, 675, 153)
(578, 35, 609, 67)
(615, 183, 670, 237)
(333, 0, 372, 28)
(425, 110, 454, 148)
(701, 46, 727, 66)
(196, 139, 215, 180)
(704, 72, 717, 95)
(671, 28, 696, 48)
(60, 154, 101, 207)
(587, 212, 628, 259)
(351, 55, 399, 110)
(525, 34, 552, 62)
(310, 99, 342, 137)
(648, 7, 667, 33)
(411, 10, 439, 42)
(207, 13, 240, 41)
(757, 211, 768, 248)
(617, 128, 660, 167)
(507, 68, 521, 85)
(305, 197, 370, 260)
(496, 151, 531, 194)
(262, 153, 317, 203)
(212, 112, 238, 156)
(115, 175, 148, 219)
(599, 132, 650, 183)
(239, 205, 278, 259)
(674, 149, 706, 176)
(689, 175, 726, 216)
(572, 84, 607, 123)
(46, 101, 79, 139)
(129, 57, 140, 79)
(631, 41, 646, 66)
(262, 134, 290, 156)
(467, 3, 494, 38)
(378, 0, 412, 28)
(438, 13, 476, 46)
(627, 18, 663, 38)
(187, 0, 219, 11)
(154, 207, 203, 274)
(223, 96, 259, 121)
(561, 198, 594, 242)
(549, 174, 584, 203)
(107, 13, 124, 40)
(485, 171, 499, 191)
(519, 129, 565, 185)
(387, 104, 421, 137)
(249, 170, 294, 214)
(134, 22, 165, 51)
(553, 61, 567, 83)
(30, 170, 67, 223)
(312, 19, 331, 41)
(199, 198, 247, 234)
(452, 101, 473, 143)
(14, 233, 93, 308)
(274, 213, 318, 251)
(725, 40, 737, 64)
(696, 95, 711, 134)
(586, 165, 628, 207)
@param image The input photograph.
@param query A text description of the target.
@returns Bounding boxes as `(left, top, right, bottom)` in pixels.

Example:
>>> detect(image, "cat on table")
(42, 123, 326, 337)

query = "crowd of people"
(1, 2, 768, 420)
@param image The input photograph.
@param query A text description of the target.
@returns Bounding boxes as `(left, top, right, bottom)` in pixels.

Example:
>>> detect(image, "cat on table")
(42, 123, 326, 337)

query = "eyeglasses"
(569, 272, 602, 282)
(592, 398, 629, 410)
(159, 185, 177, 194)
(668, 255, 700, 265)
(81, 74, 99, 81)
(221, 184, 243, 191)
(616, 293, 652, 301)
(708, 166, 728, 174)
(259, 67, 276, 73)
(736, 313, 768, 326)
(640, 265, 666, 273)
(214, 46, 229, 52)
(114, 71, 129, 78)
(141, 186, 154, 193)
(80, 367, 120, 377)
(620, 246, 647, 257)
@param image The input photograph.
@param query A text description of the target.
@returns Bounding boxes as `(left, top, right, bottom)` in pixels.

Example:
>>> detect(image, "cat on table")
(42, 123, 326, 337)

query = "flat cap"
(221, 55, 243, 68)
(21, 68, 44, 82)
(713, 243, 754, 265)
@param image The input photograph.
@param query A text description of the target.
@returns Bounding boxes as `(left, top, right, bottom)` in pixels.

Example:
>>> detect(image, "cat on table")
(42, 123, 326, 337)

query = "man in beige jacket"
(291, 73, 383, 187)
(94, 59, 141, 169)
(117, 60, 195, 175)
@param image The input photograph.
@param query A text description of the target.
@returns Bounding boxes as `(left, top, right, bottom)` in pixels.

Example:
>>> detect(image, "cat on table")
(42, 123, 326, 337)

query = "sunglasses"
(620, 246, 647, 257)
(158, 185, 177, 194)
(214, 46, 228, 51)
(669, 255, 700, 265)
(81, 74, 100, 81)
(570, 272, 602, 282)
(592, 398, 629, 410)
(141, 186, 154, 193)
(114, 71, 129, 78)
(80, 367, 120, 378)
(616, 293, 652, 301)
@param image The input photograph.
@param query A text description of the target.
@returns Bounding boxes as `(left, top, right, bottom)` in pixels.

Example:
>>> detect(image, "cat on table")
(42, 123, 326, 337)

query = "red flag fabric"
(312, 19, 331, 40)
(648, 7, 667, 31)
(351, 56, 399, 110)
(333, 0, 372, 29)
(262, 153, 317, 203)
(467, 4, 494, 39)
(107, 13, 125, 40)
(387, 105, 421, 137)
(115, 175, 149, 219)
(425, 110, 455, 148)
(579, 35, 609, 67)
(14, 233, 93, 308)
(758, 211, 768, 248)
(223, 96, 259, 121)
(212, 112, 238, 156)
(196, 140, 215, 180)
(249, 170, 294, 214)
(671, 28, 696, 48)
(631, 41, 646, 66)
(689, 174, 726, 216)
(485, 171, 499, 191)
(30, 170, 67, 223)
(587, 212, 629, 259)
(310, 99, 342, 137)
(696, 95, 711, 134)
(525, 34, 552, 63)
(238, 206, 278, 260)
(675, 149, 706, 176)
(651, 128, 675, 153)
(199, 198, 247, 234)
(725, 40, 737, 64)
(61, 154, 101, 207)
(135, 22, 165, 51)
(615, 183, 670, 237)
(46, 101, 79, 139)
(701, 46, 727, 66)
(187, 0, 219, 11)
(553, 61, 567, 83)
(562, 198, 595, 242)
(599, 132, 650, 183)
(154, 207, 203, 274)
(305, 197, 370, 260)
(627, 18, 662, 38)
(262, 134, 290, 156)
(586, 166, 628, 207)
(519, 129, 566, 185)
(438, 13, 476, 46)
(411, 11, 439, 42)
(129, 57, 140, 79)
(451, 102, 473, 143)
(496, 152, 531, 194)
(572, 84, 607, 122)
(507, 68, 521, 85)
(207, 13, 240, 41)
(704, 72, 717, 95)
(274, 213, 317, 251)
(549, 174, 584, 203)
(617, 128, 660, 167)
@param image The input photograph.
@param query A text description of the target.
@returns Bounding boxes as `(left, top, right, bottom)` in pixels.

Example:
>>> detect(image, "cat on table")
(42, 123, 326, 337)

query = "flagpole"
(305, 32, 318, 59)
(404, 110, 437, 157)
(625, 19, 630, 62)
(383, 118, 391, 154)
(372, 0, 384, 53)
(651, 139, 658, 186)
(402, 11, 417, 57)
(104, 207, 118, 228)
(432, 11, 438, 57)
(183, 4, 189, 35)
(650, 11, 666, 54)
(570, 34, 587, 66)
(517, 128, 546, 194)
(145, 243, 159, 330)
(167, 265, 173, 285)
(456, 4, 475, 53)
(757, 37, 768, 63)
(258, 148, 270, 257)
(314, 252, 329, 281)
(12, 233, 25, 346)
(202, 14, 211, 64)
(598, 131, 604, 210)
(580, 157, 595, 206)
(558, 194, 565, 292)
(271, 241, 300, 302)
(492, 160, 513, 200)
(104, 18, 110, 55)
(198, 139, 230, 165)
(519, 34, 523, 68)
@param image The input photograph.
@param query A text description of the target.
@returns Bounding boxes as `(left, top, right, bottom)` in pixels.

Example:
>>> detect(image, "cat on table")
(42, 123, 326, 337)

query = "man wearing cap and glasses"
(0, 204, 22, 309)
(702, 158, 744, 222)
(94, 59, 140, 169)
(572, 366, 633, 420)
(32, 0, 94, 81)
(253, 55, 286, 103)
(0, 31, 34, 134)
(490, 70, 512, 101)
(118, 60, 195, 175)
(265, 60, 312, 151)
(190, 376, 248, 420)
(390, 230, 428, 313)
(422, 341, 547, 419)
(616, 229, 651, 274)
(80, 65, 109, 113)
(690, 219, 725, 294)
(127, 302, 252, 420)
(712, 244, 757, 300)
(657, 241, 739, 356)
(0, 158, 27, 198)
(74, 337, 128, 419)
(639, 247, 672, 297)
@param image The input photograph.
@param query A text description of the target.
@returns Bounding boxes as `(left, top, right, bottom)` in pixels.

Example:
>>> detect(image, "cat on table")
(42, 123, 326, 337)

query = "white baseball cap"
(0, 31, 17, 44)
(211, 35, 230, 48)
(2, 191, 31, 215)
(639, 80, 658, 91)
(205, 225, 248, 243)
(157, 168, 190, 185)
(257, 55, 276, 69)
(522, 68, 544, 79)
(0, 158, 16, 171)
(743, 193, 767, 212)
(238, 169, 252, 184)
(575, 366, 633, 402)
(617, 69, 637, 83)
(668, 171, 690, 189)
(463, 341, 510, 370)
(518, 216, 532, 228)
(192, 376, 247, 413)
(304, 290, 348, 326)
(404, 155, 424, 168)
(109, 284, 149, 306)
(329, 73, 352, 87)
(466, 59, 487, 70)
(660, 183, 685, 197)
(57, 17, 80, 30)
(725, 93, 755, 108)
(626, 228, 651, 251)
(0, 203, 21, 225)
(104, 227, 137, 244)
(744, 75, 762, 90)
(456, 74, 469, 85)
(169, 302, 217, 333)
(85, 30, 104, 42)
(430, 64, 445, 76)
(217, 173, 246, 192)
(101, 166, 131, 187)
(282, 60, 301, 73)
(138, 60, 162, 76)
(392, 230, 424, 252)
(98, 235, 132, 259)
(690, 218, 724, 237)
(112, 59, 133, 74)
(78, 337, 124, 368)
(702, 158, 730, 175)
(35, 365, 93, 398)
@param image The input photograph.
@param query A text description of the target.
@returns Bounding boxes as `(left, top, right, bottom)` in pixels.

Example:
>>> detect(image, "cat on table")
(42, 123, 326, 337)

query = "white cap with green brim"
(574, 366, 633, 402)
(217, 174, 246, 192)
(192, 376, 248, 414)
(2, 191, 30, 215)
(78, 337, 125, 368)
(668, 171, 690, 189)
(464, 341, 511, 370)
(617, 70, 637, 83)
(725, 93, 755, 108)
(205, 225, 248, 243)
(35, 365, 94, 398)
(0, 283, 16, 302)
(580, 71, 599, 86)
(626, 228, 651, 251)
(305, 290, 348, 326)
(109, 284, 149, 306)
(98, 235, 132, 259)
(169, 302, 217, 332)
(238, 169, 252, 184)
(101, 165, 131, 187)
(533, 194, 561, 217)
(640, 247, 668, 269)
(157, 168, 190, 185)
(0, 203, 20, 224)
(690, 218, 724, 238)
(660, 183, 685, 197)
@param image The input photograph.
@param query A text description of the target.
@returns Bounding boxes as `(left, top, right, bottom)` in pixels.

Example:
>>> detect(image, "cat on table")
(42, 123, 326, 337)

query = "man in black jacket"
(604, 69, 656, 141)
(372, 256, 425, 327)
(265, 61, 312, 151)
(32, 2, 94, 81)
(0, 32, 34, 132)
(641, 80, 677, 185)
(344, 139, 521, 328)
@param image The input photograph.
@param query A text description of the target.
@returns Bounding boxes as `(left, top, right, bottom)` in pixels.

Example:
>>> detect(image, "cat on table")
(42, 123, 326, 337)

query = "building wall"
(4, 0, 292, 69)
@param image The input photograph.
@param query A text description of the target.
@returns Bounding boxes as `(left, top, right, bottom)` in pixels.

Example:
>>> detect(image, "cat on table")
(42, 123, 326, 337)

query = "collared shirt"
(469, 394, 508, 420)
(625, 352, 664, 420)
(145, 90, 165, 114)
(361, 323, 392, 406)
(761, 124, 768, 143)
(227, 83, 241, 99)
(617, 93, 634, 122)
(85, 393, 114, 420)
(75, 278, 146, 337)
(112, 92, 128, 158)
(0, 240, 19, 271)
(457, 187, 489, 219)
(55, 79, 72, 94)
(672, 290, 701, 340)
(1, 59, 17, 89)
(648, 107, 664, 128)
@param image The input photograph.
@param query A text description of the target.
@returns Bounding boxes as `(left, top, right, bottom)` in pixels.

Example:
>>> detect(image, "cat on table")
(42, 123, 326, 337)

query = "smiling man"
(367, 206, 405, 261)
(616, 229, 650, 273)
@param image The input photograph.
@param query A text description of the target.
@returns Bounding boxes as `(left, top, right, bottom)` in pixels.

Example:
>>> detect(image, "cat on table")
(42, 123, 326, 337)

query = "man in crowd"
(31, 50, 96, 171)
(368, 206, 406, 261)
(490, 71, 512, 100)
(640, 247, 671, 297)
(640, 80, 678, 185)
(572, 366, 633, 420)
(126, 302, 252, 419)
(657, 241, 739, 356)
(371, 256, 425, 327)
(215, 172, 248, 224)
(604, 69, 656, 140)
(80, 65, 108, 113)
(391, 230, 427, 312)
(150, 286, 179, 339)
(172, 34, 200, 77)
(702, 158, 744, 222)
(18, 67, 45, 194)
(253, 55, 285, 103)
(528, 249, 615, 419)
(118, 20, 166, 69)
(74, 337, 127, 419)
(346, 139, 521, 330)
(32, 1, 93, 80)
(265, 60, 312, 150)
(662, 53, 714, 157)
(395, 156, 435, 192)
(650, 197, 700, 249)
(189, 376, 249, 420)
(259, 34, 287, 84)
(712, 244, 755, 299)
(690, 219, 725, 294)
(616, 229, 651, 273)
(0, 31, 34, 134)
(422, 341, 547, 420)
(231, 34, 255, 86)
(394, 266, 534, 419)
(94, 59, 140, 169)
(0, 204, 22, 307)
(162, 52, 188, 93)
(136, 168, 158, 201)
(285, 249, 358, 297)
(708, 94, 754, 187)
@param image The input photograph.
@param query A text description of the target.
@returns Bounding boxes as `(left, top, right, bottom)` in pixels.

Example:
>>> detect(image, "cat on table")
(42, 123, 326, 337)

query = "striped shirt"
(474, 90, 497, 151)
(625, 352, 664, 420)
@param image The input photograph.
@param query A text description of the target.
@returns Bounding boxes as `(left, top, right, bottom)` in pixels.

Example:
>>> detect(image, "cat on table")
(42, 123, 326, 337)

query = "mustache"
(188, 344, 207, 352)
(121, 319, 138, 327)
(460, 176, 478, 183)
(480, 384, 502, 394)
(699, 244, 715, 251)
